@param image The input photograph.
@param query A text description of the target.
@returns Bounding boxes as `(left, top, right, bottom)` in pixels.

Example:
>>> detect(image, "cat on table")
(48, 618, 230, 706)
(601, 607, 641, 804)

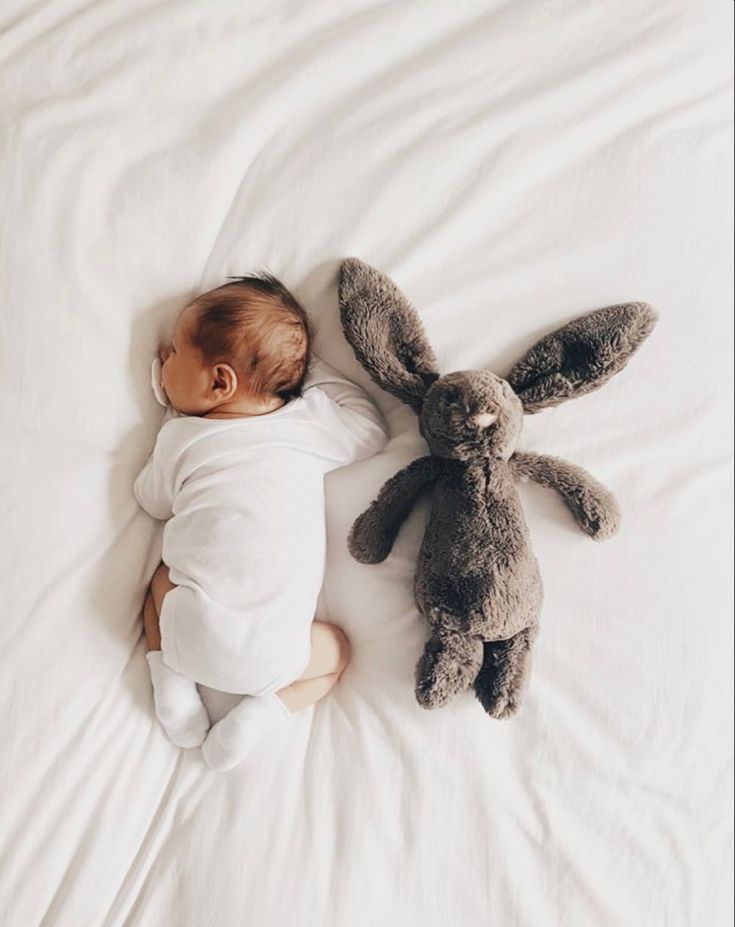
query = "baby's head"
(159, 275, 310, 416)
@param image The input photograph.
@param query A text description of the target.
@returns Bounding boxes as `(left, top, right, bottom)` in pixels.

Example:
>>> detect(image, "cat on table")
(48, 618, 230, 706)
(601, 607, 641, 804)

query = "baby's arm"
(305, 355, 387, 463)
(134, 429, 176, 521)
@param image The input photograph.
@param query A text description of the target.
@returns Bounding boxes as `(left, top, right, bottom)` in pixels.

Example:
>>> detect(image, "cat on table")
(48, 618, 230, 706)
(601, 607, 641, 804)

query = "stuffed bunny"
(339, 258, 657, 719)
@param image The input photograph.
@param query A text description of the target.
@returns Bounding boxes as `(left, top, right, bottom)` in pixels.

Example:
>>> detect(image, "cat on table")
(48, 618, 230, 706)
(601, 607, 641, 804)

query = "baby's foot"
(201, 693, 291, 772)
(146, 651, 210, 748)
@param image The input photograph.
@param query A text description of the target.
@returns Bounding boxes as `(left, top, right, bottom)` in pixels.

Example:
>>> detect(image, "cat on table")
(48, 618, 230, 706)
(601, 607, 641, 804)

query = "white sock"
(201, 693, 291, 772)
(146, 651, 210, 748)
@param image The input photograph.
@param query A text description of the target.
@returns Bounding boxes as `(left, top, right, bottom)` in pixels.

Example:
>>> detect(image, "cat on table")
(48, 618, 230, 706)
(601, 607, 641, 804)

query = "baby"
(134, 274, 386, 771)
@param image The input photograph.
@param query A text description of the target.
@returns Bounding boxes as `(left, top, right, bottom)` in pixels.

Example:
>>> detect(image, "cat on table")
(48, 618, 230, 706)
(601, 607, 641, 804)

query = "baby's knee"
(326, 623, 351, 676)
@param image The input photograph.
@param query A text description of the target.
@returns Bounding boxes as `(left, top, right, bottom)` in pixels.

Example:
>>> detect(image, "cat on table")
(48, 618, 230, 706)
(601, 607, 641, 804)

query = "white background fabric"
(1, 2, 732, 925)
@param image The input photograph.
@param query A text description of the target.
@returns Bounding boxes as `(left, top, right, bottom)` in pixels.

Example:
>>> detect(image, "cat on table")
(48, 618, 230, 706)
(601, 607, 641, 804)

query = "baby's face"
(159, 306, 212, 414)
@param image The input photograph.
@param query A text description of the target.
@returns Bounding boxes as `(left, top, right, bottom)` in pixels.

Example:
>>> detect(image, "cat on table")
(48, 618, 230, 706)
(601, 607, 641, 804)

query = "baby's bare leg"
(142, 591, 161, 651)
(278, 621, 351, 712)
(150, 562, 175, 614)
(141, 562, 175, 651)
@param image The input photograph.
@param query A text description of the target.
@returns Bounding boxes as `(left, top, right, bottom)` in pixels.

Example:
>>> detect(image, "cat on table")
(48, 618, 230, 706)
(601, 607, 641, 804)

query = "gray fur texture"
(339, 258, 657, 718)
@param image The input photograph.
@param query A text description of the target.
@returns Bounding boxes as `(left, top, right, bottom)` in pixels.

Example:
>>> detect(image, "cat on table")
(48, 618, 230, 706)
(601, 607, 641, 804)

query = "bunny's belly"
(415, 479, 543, 641)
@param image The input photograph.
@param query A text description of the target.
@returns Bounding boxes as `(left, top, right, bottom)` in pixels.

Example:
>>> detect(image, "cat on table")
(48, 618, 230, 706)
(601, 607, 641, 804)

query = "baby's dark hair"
(188, 273, 311, 401)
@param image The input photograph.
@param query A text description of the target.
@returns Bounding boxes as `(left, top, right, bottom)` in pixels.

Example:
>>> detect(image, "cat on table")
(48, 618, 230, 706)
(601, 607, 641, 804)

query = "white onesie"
(134, 358, 386, 695)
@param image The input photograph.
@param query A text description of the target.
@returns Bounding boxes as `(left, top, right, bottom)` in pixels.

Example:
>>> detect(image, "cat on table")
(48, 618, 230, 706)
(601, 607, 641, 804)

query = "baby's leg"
(144, 563, 210, 748)
(202, 621, 350, 771)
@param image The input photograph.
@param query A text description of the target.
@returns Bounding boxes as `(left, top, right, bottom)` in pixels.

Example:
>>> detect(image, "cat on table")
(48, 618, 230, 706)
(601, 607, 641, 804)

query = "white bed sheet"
(1, 2, 732, 925)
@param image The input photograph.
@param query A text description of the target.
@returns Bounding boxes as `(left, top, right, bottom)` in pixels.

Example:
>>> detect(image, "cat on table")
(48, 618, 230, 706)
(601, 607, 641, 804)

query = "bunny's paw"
(347, 512, 392, 564)
(580, 495, 621, 541)
(567, 482, 621, 542)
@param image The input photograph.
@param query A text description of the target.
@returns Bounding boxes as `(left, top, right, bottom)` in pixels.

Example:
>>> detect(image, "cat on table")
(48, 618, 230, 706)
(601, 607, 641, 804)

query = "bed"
(1, 2, 732, 925)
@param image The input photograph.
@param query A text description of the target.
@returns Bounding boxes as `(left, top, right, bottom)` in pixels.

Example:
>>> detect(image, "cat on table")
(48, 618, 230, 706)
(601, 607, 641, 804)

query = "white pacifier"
(151, 357, 170, 408)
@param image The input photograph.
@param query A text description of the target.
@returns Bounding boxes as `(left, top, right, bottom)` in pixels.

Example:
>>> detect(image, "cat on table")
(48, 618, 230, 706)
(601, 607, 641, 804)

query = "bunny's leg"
(415, 629, 484, 709)
(473, 626, 537, 719)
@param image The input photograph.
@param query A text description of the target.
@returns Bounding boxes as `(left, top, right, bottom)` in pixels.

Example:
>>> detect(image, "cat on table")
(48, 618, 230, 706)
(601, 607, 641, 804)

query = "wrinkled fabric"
(0, 2, 732, 926)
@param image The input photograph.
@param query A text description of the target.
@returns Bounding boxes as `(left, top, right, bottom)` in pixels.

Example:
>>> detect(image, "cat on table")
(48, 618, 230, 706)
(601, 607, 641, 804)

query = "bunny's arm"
(510, 451, 620, 541)
(348, 456, 437, 564)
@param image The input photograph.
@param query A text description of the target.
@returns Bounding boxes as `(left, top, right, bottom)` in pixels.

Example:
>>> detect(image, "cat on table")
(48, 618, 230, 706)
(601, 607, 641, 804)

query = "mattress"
(1, 2, 732, 925)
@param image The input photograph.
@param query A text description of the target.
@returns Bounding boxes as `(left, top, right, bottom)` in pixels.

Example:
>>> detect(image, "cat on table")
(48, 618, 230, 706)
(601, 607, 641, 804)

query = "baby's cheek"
(161, 363, 175, 396)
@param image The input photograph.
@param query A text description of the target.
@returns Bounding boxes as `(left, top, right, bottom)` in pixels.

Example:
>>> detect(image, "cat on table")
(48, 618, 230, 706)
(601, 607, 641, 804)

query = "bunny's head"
(419, 371, 523, 461)
(339, 259, 657, 462)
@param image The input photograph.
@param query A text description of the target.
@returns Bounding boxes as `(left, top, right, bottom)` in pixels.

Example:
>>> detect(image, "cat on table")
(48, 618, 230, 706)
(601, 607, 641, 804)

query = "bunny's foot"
(473, 627, 537, 719)
(415, 631, 483, 710)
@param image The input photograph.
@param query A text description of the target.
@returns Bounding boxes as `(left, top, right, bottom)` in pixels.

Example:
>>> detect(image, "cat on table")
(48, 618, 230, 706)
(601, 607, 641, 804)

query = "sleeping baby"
(134, 274, 386, 771)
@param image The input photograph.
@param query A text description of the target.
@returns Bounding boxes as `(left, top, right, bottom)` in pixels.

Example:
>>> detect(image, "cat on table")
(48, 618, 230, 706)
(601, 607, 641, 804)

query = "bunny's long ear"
(507, 302, 658, 413)
(339, 258, 440, 413)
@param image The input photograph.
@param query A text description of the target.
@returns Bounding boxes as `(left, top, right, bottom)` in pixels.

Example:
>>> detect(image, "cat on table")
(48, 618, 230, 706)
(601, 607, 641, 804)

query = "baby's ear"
(212, 363, 239, 401)
(507, 302, 658, 413)
(339, 258, 439, 413)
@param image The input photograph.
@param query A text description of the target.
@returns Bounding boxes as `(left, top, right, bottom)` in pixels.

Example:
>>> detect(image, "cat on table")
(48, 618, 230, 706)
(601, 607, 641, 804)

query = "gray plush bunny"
(339, 258, 657, 719)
